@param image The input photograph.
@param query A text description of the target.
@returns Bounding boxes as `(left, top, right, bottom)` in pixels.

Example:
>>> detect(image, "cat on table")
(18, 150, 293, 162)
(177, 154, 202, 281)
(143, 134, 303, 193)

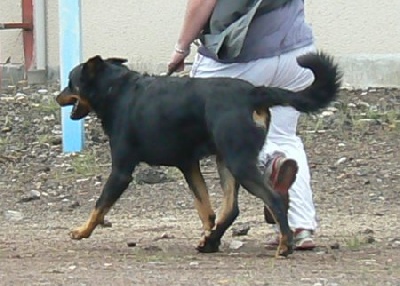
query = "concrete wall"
(1, 0, 400, 88)
(0, 1, 25, 64)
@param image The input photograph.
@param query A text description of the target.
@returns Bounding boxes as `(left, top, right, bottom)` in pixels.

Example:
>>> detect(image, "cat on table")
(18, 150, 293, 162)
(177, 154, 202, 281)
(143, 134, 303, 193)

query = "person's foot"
(265, 229, 316, 251)
(294, 229, 316, 250)
(261, 152, 298, 224)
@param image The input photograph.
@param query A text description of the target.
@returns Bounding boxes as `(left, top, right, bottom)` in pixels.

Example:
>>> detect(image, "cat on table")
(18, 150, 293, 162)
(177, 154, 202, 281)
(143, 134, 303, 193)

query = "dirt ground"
(1, 82, 400, 286)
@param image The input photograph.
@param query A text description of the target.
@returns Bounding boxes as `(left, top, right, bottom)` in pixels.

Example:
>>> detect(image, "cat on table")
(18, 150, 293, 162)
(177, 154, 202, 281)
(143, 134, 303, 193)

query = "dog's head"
(56, 56, 129, 120)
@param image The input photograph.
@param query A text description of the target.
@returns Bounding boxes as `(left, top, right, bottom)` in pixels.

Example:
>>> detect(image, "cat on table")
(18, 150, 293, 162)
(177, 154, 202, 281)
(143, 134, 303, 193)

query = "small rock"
(31, 190, 41, 198)
(336, 173, 350, 179)
(38, 166, 51, 173)
(347, 103, 357, 108)
(358, 118, 376, 123)
(338, 143, 346, 147)
(321, 110, 334, 118)
(18, 191, 41, 203)
(17, 79, 27, 85)
(362, 228, 374, 235)
(330, 242, 340, 250)
(4, 210, 24, 221)
(326, 106, 338, 112)
(68, 201, 80, 209)
(43, 114, 56, 122)
(229, 240, 244, 250)
(154, 232, 174, 241)
(232, 223, 250, 237)
(365, 236, 375, 244)
(50, 136, 62, 145)
(389, 238, 400, 247)
(127, 241, 137, 247)
(335, 157, 347, 166)
(135, 168, 170, 184)
(1, 126, 12, 133)
(38, 89, 48, 94)
(189, 261, 199, 267)
(65, 166, 74, 172)
(104, 263, 112, 267)
(358, 101, 370, 108)
(68, 265, 77, 271)
(316, 250, 326, 255)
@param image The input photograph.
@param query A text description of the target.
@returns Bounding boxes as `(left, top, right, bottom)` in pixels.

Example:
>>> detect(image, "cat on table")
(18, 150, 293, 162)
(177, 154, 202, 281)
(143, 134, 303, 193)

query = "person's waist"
(197, 37, 313, 63)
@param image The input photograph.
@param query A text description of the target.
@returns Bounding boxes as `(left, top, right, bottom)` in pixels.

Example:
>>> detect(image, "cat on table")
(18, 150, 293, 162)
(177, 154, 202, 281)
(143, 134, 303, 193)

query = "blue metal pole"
(59, 0, 84, 152)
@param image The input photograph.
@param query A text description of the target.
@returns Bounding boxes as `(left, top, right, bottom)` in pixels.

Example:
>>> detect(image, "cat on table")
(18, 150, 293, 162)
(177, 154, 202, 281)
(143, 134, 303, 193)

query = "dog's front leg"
(70, 148, 137, 240)
(70, 171, 133, 239)
(180, 162, 217, 252)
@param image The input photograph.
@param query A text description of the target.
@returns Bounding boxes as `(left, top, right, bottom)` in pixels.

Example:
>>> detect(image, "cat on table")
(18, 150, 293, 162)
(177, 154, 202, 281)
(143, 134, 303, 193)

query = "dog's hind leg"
(228, 160, 293, 257)
(70, 151, 138, 240)
(180, 162, 217, 252)
(211, 110, 292, 256)
(196, 155, 240, 253)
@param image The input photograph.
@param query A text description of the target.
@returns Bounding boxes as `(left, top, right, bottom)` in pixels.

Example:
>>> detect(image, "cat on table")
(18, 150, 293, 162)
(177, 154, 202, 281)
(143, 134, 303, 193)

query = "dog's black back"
(80, 63, 271, 167)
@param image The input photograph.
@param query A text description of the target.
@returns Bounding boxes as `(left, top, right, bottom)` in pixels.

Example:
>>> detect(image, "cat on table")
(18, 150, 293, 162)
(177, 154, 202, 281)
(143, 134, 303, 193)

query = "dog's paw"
(275, 244, 293, 258)
(196, 236, 220, 253)
(69, 227, 91, 240)
(273, 233, 293, 258)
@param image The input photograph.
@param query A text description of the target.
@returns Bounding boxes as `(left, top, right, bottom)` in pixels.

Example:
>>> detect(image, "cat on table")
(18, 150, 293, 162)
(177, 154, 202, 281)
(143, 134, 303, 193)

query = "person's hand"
(167, 45, 190, 75)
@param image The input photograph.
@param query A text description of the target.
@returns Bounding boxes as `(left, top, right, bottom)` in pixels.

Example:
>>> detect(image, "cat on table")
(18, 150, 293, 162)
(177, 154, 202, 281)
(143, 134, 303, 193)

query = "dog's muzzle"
(56, 88, 91, 120)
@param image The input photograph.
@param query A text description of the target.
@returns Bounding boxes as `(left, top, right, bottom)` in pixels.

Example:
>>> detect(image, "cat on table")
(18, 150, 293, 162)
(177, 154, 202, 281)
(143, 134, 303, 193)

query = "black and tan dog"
(56, 52, 341, 257)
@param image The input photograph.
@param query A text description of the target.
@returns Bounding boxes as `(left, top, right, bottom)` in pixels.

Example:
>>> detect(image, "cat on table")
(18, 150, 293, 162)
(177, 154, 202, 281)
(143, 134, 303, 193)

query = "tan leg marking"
(264, 204, 291, 258)
(186, 164, 216, 248)
(216, 159, 238, 225)
(70, 207, 109, 240)
(252, 109, 270, 129)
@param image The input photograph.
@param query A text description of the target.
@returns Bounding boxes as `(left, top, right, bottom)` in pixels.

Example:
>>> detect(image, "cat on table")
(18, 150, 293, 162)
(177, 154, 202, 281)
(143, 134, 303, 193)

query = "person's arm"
(167, 0, 217, 75)
(176, 0, 216, 51)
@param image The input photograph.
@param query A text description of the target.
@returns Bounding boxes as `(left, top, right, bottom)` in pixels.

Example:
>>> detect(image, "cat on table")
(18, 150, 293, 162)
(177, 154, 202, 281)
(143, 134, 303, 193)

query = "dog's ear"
(106, 58, 128, 65)
(83, 55, 105, 78)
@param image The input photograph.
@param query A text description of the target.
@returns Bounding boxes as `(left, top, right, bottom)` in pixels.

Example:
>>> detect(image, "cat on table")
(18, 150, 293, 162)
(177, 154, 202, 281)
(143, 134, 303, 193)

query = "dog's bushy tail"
(251, 52, 342, 113)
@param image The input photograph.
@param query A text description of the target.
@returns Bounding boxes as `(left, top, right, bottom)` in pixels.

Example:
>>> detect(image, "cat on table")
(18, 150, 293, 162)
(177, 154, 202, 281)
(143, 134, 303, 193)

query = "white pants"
(190, 45, 318, 231)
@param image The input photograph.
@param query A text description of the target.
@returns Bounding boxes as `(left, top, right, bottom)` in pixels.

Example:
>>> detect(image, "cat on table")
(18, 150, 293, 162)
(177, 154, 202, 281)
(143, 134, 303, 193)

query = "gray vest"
(200, 0, 293, 60)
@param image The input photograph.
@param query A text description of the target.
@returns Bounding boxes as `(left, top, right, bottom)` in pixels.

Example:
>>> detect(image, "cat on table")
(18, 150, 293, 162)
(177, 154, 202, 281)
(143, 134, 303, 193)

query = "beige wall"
(0, 1, 25, 64)
(1, 0, 400, 87)
(306, 0, 400, 54)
